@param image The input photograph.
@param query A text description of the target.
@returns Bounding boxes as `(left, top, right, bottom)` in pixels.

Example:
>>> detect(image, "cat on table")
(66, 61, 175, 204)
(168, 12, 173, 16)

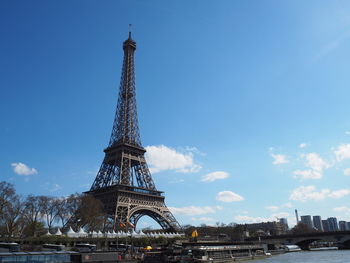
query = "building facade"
(339, 221, 347, 231)
(313, 216, 323, 231)
(322, 220, 330, 232)
(300, 215, 314, 229)
(346, 222, 350, 231)
(327, 217, 339, 231)
(279, 218, 288, 229)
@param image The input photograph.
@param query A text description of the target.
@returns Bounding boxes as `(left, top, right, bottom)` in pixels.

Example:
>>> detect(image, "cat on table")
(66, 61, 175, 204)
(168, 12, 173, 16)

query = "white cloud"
(304, 153, 330, 171)
(344, 168, 350, 176)
(11, 162, 38, 176)
(334, 144, 350, 162)
(289, 185, 350, 202)
(299, 143, 307, 148)
(293, 153, 330, 180)
(345, 131, 350, 135)
(201, 171, 229, 182)
(169, 206, 222, 216)
(271, 154, 289, 165)
(265, 206, 279, 212)
(145, 145, 201, 174)
(216, 191, 244, 203)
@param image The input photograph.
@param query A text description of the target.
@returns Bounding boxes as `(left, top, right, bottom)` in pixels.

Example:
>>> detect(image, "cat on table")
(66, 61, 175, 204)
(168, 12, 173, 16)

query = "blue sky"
(1, 0, 350, 229)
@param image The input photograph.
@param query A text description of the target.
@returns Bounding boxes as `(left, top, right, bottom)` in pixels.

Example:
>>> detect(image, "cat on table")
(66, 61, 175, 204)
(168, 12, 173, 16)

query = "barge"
(142, 242, 270, 263)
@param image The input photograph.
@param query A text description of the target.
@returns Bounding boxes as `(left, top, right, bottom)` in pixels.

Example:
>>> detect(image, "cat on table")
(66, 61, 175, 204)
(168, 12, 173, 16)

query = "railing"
(118, 185, 164, 197)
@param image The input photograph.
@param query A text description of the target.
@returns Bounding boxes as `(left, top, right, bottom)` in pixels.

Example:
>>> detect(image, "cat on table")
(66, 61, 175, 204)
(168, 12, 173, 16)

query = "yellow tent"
(191, 230, 198, 238)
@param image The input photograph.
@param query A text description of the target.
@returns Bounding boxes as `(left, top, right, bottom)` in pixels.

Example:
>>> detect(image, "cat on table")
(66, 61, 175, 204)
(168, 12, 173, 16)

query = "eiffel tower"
(86, 32, 181, 232)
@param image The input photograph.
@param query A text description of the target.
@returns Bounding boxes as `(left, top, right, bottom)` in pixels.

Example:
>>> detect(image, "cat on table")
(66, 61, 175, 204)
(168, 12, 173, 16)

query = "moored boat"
(179, 244, 271, 262)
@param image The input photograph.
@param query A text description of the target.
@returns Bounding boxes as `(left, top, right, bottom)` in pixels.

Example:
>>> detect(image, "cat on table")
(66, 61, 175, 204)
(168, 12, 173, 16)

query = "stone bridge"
(246, 231, 350, 250)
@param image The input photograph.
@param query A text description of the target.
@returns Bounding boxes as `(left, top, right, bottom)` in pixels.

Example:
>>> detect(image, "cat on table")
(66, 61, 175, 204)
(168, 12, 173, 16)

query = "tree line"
(0, 181, 111, 239)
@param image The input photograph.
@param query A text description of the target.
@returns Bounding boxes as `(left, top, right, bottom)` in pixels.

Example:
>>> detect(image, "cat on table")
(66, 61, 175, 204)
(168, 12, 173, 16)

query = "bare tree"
(22, 195, 46, 237)
(2, 195, 24, 239)
(0, 181, 16, 214)
(40, 196, 60, 231)
(57, 194, 82, 229)
(0, 181, 25, 238)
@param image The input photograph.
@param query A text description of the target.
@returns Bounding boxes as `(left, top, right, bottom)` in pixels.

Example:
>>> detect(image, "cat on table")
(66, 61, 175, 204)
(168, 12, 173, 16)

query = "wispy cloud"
(265, 206, 279, 212)
(50, 184, 62, 192)
(293, 153, 330, 180)
(271, 154, 289, 165)
(269, 148, 289, 165)
(201, 171, 229, 182)
(299, 143, 307, 149)
(289, 185, 350, 202)
(43, 182, 62, 192)
(344, 168, 350, 176)
(234, 215, 271, 223)
(281, 202, 293, 208)
(169, 206, 222, 216)
(234, 212, 291, 224)
(265, 202, 292, 212)
(184, 146, 206, 156)
(314, 30, 350, 61)
(333, 206, 350, 213)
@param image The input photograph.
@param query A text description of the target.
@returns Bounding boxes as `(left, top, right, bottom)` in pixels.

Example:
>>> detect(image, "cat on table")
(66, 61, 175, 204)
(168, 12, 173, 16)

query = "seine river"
(252, 250, 350, 263)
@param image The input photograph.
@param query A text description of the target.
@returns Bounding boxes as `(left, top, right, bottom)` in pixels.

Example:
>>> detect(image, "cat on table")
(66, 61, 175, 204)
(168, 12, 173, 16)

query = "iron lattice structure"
(87, 33, 180, 231)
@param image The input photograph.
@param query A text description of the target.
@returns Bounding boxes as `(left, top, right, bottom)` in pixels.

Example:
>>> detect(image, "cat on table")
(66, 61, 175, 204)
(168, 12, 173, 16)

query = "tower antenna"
(128, 24, 132, 38)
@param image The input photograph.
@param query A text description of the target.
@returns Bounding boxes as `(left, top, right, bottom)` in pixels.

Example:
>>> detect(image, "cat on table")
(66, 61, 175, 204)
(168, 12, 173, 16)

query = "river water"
(252, 250, 350, 263)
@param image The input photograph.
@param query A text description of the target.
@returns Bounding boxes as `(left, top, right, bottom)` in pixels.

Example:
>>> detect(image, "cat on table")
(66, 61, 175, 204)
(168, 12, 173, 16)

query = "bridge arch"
(295, 239, 321, 250)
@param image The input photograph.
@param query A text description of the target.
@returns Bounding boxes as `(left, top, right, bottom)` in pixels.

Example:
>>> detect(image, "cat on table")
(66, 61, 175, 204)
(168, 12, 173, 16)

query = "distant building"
(346, 222, 350, 231)
(300, 215, 314, 229)
(322, 220, 330, 232)
(339, 221, 347, 231)
(279, 218, 288, 229)
(327, 217, 339, 231)
(313, 216, 323, 231)
(243, 221, 288, 236)
(295, 209, 299, 223)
